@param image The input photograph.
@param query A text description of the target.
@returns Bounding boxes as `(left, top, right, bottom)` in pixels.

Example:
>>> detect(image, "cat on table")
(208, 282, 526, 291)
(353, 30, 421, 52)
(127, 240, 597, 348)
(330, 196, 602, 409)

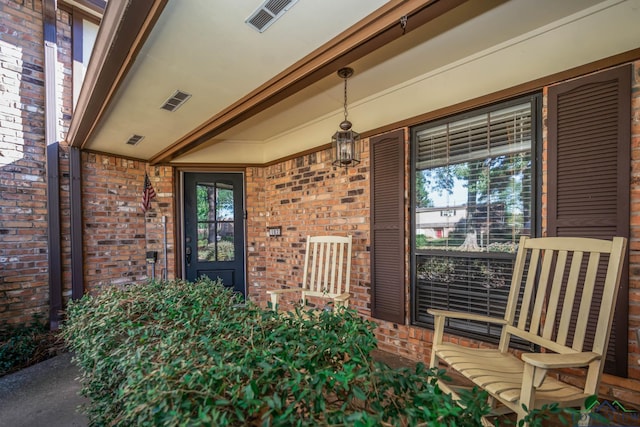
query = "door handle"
(185, 246, 192, 266)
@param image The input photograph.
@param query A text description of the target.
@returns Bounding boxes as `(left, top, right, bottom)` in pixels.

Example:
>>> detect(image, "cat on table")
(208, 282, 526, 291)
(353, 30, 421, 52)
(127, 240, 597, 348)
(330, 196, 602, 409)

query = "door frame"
(175, 169, 247, 294)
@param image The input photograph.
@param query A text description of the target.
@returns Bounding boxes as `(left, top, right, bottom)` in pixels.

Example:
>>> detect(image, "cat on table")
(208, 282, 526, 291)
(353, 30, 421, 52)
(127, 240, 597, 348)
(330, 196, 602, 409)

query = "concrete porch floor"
(0, 350, 425, 427)
(0, 351, 416, 427)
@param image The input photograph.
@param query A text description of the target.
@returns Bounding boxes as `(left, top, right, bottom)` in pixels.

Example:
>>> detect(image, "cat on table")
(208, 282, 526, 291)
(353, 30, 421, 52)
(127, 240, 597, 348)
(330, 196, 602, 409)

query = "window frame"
(409, 94, 542, 342)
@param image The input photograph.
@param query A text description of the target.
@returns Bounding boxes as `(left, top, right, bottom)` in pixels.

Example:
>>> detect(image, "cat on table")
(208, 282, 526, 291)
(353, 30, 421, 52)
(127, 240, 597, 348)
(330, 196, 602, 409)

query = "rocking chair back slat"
(572, 252, 601, 351)
(541, 250, 567, 341)
(333, 243, 345, 295)
(515, 248, 539, 332)
(528, 248, 555, 335)
(553, 250, 582, 345)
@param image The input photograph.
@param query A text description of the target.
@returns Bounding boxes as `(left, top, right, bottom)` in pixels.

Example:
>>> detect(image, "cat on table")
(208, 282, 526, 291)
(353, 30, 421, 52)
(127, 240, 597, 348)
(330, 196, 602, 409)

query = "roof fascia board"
(150, 0, 468, 164)
(66, 0, 168, 149)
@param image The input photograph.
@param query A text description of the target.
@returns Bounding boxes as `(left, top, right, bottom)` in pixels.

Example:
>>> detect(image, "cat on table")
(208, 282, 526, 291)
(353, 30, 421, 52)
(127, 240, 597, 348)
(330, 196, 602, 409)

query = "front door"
(183, 172, 245, 297)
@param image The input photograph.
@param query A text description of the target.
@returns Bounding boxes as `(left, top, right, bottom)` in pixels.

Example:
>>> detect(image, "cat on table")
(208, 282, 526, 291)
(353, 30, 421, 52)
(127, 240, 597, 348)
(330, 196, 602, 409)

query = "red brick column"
(57, 7, 73, 309)
(0, 0, 52, 326)
(245, 166, 267, 301)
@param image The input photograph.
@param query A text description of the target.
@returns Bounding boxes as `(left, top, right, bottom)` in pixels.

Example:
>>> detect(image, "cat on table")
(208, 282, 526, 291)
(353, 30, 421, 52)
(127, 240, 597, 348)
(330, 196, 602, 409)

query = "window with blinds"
(411, 95, 540, 342)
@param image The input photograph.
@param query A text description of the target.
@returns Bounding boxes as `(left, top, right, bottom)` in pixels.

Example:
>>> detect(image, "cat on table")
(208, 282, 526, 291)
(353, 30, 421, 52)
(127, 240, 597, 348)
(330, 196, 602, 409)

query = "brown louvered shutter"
(371, 130, 406, 323)
(547, 65, 631, 377)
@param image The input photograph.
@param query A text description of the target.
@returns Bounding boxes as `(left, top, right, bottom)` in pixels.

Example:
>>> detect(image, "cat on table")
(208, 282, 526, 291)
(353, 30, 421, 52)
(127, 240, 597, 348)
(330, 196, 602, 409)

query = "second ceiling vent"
(246, 0, 299, 33)
(125, 134, 144, 146)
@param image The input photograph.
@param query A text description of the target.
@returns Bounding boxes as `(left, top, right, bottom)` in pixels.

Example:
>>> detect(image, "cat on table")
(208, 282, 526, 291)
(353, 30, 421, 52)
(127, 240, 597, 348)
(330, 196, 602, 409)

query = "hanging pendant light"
(332, 67, 360, 168)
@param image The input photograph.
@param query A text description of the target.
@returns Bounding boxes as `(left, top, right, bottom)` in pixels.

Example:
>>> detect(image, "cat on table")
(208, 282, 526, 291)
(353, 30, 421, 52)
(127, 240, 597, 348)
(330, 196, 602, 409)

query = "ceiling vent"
(246, 0, 299, 33)
(160, 90, 192, 112)
(125, 134, 144, 146)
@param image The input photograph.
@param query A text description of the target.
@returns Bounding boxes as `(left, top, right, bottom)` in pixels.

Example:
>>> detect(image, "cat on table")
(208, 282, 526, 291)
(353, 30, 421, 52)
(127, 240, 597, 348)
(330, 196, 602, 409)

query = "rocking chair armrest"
(427, 309, 507, 325)
(333, 292, 350, 302)
(266, 288, 303, 295)
(522, 352, 600, 369)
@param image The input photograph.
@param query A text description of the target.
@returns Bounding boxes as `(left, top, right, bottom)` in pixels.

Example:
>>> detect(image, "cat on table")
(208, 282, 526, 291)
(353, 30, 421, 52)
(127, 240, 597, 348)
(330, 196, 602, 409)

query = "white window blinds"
(416, 103, 532, 170)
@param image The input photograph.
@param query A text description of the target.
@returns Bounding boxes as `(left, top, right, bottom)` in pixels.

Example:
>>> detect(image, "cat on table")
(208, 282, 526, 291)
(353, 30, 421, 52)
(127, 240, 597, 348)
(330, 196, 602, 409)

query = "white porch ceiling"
(78, 0, 640, 165)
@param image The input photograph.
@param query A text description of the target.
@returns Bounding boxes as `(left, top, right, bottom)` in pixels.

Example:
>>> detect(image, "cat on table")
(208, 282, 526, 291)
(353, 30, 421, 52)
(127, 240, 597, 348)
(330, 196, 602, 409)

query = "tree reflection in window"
(414, 102, 533, 253)
(412, 96, 539, 343)
(196, 182, 235, 262)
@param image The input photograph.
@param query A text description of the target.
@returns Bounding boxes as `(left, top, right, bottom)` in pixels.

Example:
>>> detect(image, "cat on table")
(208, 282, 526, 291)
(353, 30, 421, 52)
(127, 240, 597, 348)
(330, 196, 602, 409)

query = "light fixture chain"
(343, 76, 348, 122)
(332, 67, 360, 169)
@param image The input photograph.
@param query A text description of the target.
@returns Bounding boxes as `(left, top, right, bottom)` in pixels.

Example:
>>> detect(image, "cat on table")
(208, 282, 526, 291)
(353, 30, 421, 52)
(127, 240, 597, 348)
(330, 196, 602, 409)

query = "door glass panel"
(196, 182, 235, 262)
(217, 188, 234, 219)
(197, 223, 213, 261)
(217, 223, 235, 261)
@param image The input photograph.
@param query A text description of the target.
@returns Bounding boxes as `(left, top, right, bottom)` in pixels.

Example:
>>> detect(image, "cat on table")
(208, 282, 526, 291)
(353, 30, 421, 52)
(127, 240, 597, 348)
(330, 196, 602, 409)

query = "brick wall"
(81, 154, 174, 293)
(143, 167, 175, 282)
(247, 146, 372, 314)
(245, 166, 267, 301)
(0, 0, 51, 326)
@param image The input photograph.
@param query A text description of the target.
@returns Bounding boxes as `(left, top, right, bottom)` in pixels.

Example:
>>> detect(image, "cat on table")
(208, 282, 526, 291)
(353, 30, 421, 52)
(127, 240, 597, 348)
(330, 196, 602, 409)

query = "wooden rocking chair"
(428, 236, 627, 425)
(267, 235, 353, 311)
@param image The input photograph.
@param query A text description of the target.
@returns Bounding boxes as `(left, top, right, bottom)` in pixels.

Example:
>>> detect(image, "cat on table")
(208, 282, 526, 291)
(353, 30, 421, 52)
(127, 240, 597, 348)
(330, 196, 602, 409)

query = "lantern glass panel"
(332, 130, 361, 166)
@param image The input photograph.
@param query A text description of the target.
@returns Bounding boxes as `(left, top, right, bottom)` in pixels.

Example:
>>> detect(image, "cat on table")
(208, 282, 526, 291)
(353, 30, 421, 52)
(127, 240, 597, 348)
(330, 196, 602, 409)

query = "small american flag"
(140, 173, 156, 213)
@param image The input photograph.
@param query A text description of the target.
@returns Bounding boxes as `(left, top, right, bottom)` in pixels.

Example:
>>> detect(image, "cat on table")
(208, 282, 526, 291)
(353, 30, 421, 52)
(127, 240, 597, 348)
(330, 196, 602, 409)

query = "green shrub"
(64, 278, 493, 426)
(416, 234, 428, 248)
(0, 315, 59, 377)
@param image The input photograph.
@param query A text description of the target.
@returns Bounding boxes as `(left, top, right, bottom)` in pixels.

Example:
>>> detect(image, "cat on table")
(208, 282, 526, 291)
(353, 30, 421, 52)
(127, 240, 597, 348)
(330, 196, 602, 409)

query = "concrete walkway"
(0, 353, 87, 427)
(0, 350, 417, 427)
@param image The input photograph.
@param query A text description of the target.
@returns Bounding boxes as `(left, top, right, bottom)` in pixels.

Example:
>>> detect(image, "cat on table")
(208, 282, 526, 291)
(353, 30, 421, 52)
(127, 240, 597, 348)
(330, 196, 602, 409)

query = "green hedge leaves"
(64, 278, 490, 426)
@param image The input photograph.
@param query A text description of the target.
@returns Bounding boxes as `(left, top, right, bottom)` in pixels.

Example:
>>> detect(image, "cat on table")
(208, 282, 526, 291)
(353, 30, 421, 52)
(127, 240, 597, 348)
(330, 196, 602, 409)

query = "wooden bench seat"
(429, 236, 627, 425)
(434, 343, 588, 406)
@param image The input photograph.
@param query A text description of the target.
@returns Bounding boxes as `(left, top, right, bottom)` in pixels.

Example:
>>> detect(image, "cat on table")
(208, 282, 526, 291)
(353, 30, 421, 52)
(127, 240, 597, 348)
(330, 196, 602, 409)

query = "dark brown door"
(183, 172, 245, 297)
